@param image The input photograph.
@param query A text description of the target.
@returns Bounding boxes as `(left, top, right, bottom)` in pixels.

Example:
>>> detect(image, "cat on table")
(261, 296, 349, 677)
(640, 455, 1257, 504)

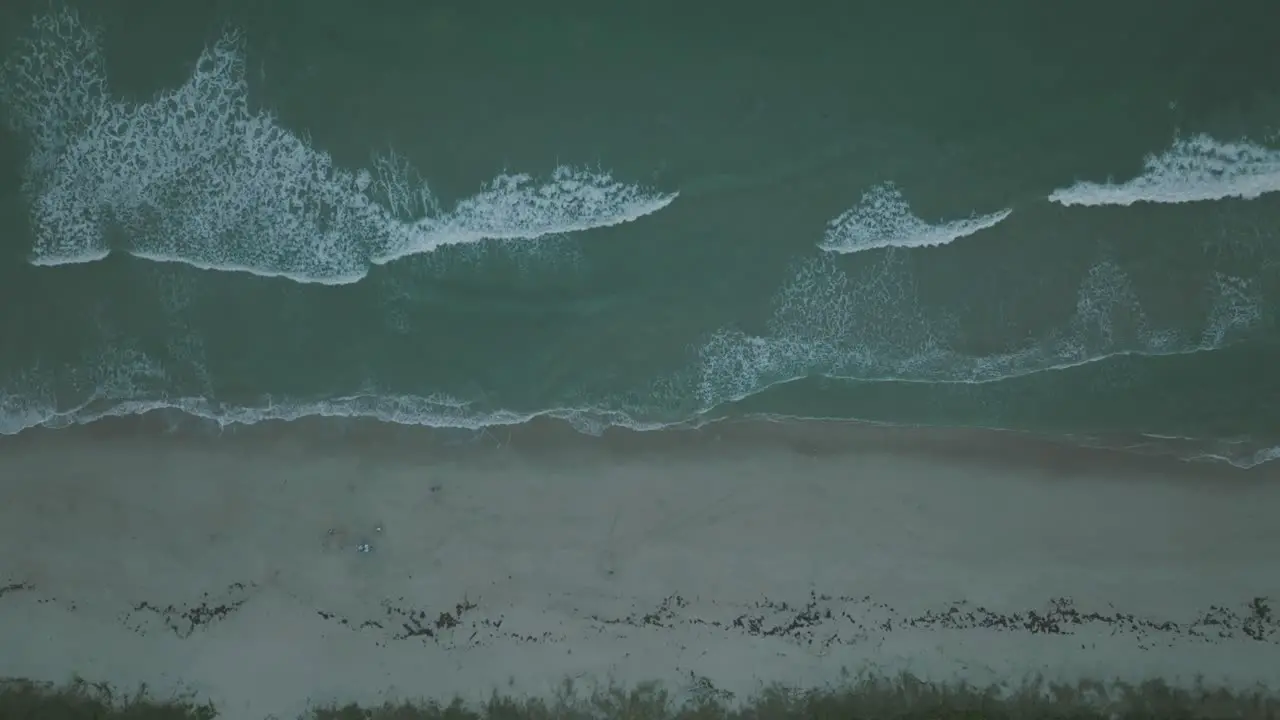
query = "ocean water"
(0, 1, 1277, 466)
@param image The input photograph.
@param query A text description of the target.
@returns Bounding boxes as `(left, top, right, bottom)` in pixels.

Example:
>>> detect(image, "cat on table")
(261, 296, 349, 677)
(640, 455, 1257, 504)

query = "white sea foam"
(0, 8, 675, 284)
(818, 182, 1012, 254)
(0, 375, 667, 442)
(1201, 272, 1264, 348)
(371, 167, 674, 266)
(1048, 134, 1280, 207)
(694, 251, 1265, 413)
(1109, 431, 1280, 470)
(1245, 445, 1280, 467)
(0, 336, 666, 439)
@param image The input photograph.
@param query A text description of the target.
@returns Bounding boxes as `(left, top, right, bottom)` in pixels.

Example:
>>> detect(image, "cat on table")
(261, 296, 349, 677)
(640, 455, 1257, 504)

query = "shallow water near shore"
(1, 0, 1278, 466)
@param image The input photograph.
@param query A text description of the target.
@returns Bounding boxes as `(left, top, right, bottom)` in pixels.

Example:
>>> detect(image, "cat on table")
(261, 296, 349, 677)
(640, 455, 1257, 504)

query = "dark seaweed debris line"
(303, 589, 1278, 652)
(6, 572, 1275, 650)
(119, 583, 255, 639)
(586, 592, 1277, 649)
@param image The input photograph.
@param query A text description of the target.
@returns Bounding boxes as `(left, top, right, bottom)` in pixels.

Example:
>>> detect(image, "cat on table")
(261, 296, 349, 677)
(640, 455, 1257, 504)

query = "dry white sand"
(0, 418, 1278, 718)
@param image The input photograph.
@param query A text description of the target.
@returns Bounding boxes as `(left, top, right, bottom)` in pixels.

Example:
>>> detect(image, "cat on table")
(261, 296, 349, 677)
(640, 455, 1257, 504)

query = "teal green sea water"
(1, 1, 1277, 465)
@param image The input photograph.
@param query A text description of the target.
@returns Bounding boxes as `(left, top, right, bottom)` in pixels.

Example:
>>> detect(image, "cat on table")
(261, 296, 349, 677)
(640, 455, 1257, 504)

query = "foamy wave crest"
(1048, 134, 1280, 207)
(695, 253, 1264, 411)
(818, 182, 1011, 254)
(0, 381, 668, 441)
(0, 341, 664, 438)
(0, 8, 675, 284)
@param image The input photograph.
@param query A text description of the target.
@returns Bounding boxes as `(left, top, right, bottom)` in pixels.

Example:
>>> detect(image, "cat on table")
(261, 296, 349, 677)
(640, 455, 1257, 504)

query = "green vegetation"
(0, 677, 216, 719)
(2, 674, 1277, 720)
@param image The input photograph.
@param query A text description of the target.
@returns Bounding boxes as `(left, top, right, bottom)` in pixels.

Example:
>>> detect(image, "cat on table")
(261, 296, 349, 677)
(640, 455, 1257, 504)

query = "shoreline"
(6, 409, 1276, 480)
(1, 415, 1278, 718)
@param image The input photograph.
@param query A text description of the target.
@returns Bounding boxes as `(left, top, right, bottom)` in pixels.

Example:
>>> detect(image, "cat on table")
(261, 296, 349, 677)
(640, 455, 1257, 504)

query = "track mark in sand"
(0, 581, 34, 599)
(588, 592, 1279, 651)
(119, 581, 256, 638)
(598, 486, 750, 581)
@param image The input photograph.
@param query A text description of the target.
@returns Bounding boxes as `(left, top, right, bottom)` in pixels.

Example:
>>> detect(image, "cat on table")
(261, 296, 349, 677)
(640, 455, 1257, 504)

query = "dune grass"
(0, 677, 217, 719)
(2, 673, 1277, 720)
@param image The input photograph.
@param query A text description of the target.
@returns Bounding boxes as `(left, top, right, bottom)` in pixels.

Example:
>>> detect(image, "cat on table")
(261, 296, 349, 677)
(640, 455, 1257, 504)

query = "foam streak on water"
(0, 8, 676, 284)
(700, 218, 1266, 413)
(1049, 134, 1280, 207)
(818, 183, 1012, 254)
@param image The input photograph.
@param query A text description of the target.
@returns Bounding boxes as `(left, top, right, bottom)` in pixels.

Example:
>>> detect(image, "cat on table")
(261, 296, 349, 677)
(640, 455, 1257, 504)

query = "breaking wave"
(819, 182, 1011, 254)
(1049, 134, 1280, 207)
(0, 8, 676, 284)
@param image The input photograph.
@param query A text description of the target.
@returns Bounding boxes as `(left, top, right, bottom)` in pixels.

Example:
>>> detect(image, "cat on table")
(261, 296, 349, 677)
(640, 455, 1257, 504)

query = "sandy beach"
(1, 416, 1277, 718)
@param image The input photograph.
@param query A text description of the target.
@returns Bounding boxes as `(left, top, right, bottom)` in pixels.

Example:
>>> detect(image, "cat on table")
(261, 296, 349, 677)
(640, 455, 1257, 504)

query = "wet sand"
(1, 416, 1277, 718)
